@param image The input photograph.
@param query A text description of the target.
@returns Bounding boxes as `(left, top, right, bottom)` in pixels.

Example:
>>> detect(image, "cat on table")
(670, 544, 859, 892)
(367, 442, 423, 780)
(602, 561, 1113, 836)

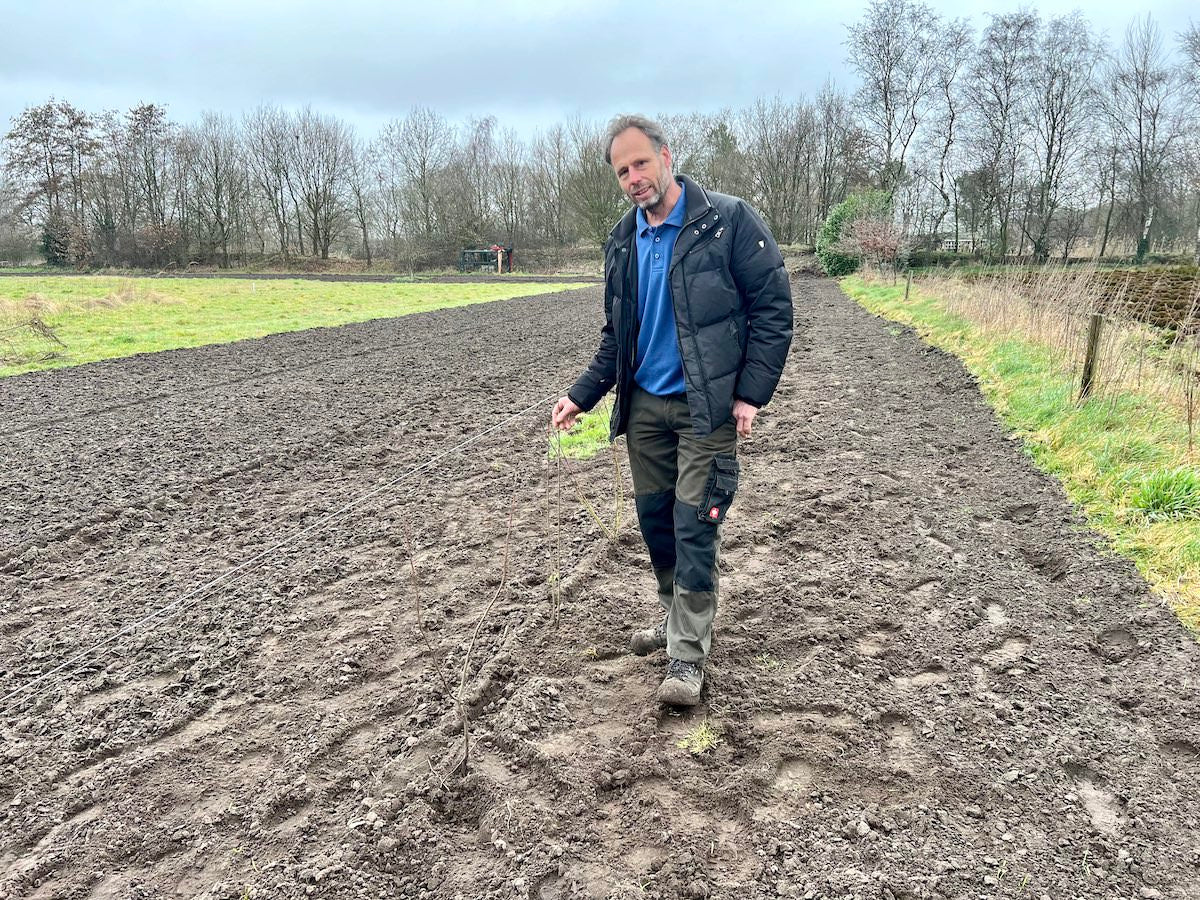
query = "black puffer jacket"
(568, 174, 793, 439)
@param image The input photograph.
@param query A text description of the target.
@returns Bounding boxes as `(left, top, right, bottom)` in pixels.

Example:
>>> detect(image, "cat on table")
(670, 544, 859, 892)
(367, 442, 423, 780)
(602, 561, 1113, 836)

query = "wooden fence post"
(1079, 312, 1104, 401)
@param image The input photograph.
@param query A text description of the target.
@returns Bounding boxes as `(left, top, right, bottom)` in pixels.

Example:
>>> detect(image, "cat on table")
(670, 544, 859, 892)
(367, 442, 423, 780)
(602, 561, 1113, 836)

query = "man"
(551, 114, 792, 706)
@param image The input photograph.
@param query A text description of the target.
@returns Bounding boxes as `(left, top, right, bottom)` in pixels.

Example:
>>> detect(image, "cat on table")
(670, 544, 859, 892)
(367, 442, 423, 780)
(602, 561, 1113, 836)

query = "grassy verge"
(0, 277, 588, 378)
(842, 274, 1200, 630)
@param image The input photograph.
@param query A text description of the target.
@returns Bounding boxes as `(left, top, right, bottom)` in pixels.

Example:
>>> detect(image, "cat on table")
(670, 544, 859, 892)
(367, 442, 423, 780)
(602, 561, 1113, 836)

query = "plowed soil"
(2, 277, 1198, 900)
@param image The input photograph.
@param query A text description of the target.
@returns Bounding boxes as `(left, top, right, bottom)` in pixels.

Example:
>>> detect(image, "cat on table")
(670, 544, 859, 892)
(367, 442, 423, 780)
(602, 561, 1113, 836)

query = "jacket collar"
(609, 174, 713, 244)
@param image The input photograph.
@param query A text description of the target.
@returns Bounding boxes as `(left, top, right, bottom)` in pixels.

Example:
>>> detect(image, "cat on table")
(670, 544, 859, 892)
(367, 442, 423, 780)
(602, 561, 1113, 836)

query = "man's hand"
(732, 399, 759, 438)
(551, 396, 583, 431)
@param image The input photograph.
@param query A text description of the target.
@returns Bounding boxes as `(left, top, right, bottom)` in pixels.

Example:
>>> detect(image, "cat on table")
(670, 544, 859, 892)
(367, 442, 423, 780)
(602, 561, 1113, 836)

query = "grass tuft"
(676, 720, 722, 756)
(1131, 468, 1200, 522)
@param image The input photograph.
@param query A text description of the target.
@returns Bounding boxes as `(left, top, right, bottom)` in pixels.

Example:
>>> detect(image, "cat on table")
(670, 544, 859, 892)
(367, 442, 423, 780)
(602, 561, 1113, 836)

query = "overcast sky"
(1, 0, 1195, 140)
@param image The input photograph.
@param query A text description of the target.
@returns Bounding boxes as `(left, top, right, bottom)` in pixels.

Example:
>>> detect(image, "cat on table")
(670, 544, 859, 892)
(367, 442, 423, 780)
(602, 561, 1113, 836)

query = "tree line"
(1, 3, 1197, 269)
(849, 5, 1199, 263)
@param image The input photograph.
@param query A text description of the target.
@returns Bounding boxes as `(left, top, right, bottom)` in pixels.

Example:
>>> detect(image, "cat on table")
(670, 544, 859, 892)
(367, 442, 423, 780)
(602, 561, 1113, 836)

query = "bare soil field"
(1, 277, 1198, 899)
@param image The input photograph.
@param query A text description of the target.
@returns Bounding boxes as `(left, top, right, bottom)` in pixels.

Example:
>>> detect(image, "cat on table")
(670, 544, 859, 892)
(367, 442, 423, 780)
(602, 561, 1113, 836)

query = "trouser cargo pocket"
(698, 454, 739, 524)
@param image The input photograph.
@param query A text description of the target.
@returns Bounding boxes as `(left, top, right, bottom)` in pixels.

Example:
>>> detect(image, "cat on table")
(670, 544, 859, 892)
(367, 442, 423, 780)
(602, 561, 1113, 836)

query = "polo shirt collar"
(636, 181, 687, 237)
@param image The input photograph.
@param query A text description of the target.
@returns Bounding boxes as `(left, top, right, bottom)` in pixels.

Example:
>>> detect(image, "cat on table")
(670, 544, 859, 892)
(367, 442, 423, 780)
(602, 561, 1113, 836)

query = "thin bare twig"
(452, 469, 525, 777)
(542, 452, 564, 625)
(551, 430, 617, 541)
(392, 505, 455, 699)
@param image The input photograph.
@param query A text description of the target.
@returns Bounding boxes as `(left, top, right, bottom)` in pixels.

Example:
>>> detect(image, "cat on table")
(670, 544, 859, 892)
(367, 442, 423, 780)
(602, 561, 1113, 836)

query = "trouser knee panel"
(635, 489, 676, 571)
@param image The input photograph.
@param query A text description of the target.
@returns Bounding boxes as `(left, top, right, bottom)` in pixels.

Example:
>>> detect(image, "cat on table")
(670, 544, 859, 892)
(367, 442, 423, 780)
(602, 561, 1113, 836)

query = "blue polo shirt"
(634, 183, 687, 395)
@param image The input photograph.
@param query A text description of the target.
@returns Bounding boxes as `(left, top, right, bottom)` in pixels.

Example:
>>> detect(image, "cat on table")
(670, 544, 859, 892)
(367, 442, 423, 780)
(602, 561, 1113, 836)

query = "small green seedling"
(752, 652, 780, 671)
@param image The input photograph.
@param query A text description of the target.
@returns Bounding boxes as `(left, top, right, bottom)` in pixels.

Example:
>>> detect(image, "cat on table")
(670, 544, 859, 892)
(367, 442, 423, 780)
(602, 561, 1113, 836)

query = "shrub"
(815, 191, 891, 277)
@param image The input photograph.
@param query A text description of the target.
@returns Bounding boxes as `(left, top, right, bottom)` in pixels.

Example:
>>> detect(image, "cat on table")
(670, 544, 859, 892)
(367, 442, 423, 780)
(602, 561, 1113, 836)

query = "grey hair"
(603, 114, 669, 165)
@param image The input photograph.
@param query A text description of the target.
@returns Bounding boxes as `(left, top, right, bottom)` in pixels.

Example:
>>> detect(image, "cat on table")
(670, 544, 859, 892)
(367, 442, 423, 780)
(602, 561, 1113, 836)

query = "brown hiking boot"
(630, 618, 668, 656)
(656, 658, 703, 706)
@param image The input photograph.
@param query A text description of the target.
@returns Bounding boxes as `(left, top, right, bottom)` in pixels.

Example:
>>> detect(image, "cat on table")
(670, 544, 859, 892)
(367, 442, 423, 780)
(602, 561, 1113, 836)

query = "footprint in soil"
(1063, 762, 1125, 836)
(1159, 738, 1200, 760)
(855, 631, 891, 658)
(905, 578, 941, 600)
(1002, 503, 1038, 524)
(855, 619, 902, 657)
(1019, 545, 1069, 581)
(879, 712, 921, 774)
(982, 635, 1031, 670)
(537, 720, 626, 758)
(889, 665, 950, 690)
(752, 758, 819, 823)
(926, 532, 965, 563)
(1091, 626, 1139, 662)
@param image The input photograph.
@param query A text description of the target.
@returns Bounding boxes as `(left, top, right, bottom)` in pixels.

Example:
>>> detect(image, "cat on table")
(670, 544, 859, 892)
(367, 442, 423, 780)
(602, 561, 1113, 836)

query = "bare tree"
(243, 105, 297, 261)
(846, 0, 944, 193)
(1181, 22, 1200, 263)
(815, 82, 863, 228)
(393, 106, 454, 241)
(443, 116, 498, 245)
(290, 107, 352, 259)
(656, 112, 711, 180)
(1089, 129, 1123, 258)
(913, 19, 972, 249)
(345, 135, 373, 267)
(1023, 14, 1100, 261)
(739, 96, 817, 243)
(370, 122, 405, 261)
(529, 124, 571, 247)
(563, 118, 624, 249)
(965, 12, 1038, 257)
(1183, 22, 1199, 93)
(126, 103, 173, 230)
(9, 24, 1200, 270)
(493, 127, 526, 247)
(3, 99, 100, 262)
(184, 112, 246, 268)
(1104, 15, 1187, 262)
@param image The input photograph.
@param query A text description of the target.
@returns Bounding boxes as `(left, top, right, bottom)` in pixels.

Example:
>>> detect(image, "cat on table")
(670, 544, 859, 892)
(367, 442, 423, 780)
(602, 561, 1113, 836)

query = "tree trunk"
(1099, 196, 1115, 258)
(1193, 192, 1200, 266)
(1136, 203, 1155, 264)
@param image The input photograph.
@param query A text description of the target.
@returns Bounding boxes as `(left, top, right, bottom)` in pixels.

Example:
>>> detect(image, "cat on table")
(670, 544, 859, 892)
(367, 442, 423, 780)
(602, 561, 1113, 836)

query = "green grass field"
(0, 277, 587, 377)
(842, 274, 1200, 630)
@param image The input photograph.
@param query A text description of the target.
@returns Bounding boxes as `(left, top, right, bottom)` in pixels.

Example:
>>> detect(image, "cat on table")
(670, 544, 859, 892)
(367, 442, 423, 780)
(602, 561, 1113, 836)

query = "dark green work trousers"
(626, 385, 739, 663)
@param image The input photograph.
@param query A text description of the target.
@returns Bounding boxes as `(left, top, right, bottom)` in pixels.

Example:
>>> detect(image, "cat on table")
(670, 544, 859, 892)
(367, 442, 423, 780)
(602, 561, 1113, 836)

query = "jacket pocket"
(698, 454, 739, 525)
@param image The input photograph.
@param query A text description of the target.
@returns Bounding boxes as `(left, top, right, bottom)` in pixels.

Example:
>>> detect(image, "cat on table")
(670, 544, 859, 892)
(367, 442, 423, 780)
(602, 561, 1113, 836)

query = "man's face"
(610, 128, 674, 212)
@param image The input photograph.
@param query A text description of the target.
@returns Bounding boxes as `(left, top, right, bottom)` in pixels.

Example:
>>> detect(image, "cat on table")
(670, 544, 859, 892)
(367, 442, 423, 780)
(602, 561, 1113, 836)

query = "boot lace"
(666, 658, 700, 679)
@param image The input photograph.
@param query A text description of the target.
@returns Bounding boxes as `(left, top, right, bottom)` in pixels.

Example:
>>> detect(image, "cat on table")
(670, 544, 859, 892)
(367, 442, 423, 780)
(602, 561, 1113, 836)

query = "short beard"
(634, 186, 664, 211)
(633, 171, 672, 214)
